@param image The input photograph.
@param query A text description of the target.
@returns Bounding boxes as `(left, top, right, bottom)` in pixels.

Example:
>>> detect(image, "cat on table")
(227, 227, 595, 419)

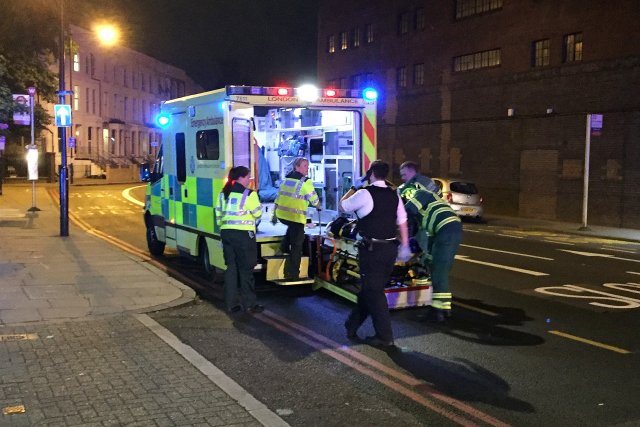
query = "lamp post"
(27, 86, 40, 212)
(58, 0, 69, 236)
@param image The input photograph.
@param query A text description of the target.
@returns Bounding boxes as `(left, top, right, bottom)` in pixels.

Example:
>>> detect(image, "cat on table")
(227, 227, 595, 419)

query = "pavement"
(1, 181, 639, 426)
(0, 183, 288, 427)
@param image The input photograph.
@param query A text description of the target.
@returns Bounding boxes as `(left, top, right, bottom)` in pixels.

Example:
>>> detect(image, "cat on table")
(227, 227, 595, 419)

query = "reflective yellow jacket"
(275, 173, 319, 224)
(215, 185, 262, 231)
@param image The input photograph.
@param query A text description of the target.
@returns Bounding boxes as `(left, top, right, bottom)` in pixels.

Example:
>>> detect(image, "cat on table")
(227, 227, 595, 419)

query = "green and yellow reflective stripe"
(433, 215, 461, 233)
(277, 205, 307, 215)
(432, 300, 452, 310)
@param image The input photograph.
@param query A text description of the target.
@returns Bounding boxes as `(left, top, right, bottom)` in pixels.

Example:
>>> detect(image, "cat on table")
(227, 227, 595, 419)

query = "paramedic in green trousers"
(215, 166, 264, 313)
(272, 157, 320, 280)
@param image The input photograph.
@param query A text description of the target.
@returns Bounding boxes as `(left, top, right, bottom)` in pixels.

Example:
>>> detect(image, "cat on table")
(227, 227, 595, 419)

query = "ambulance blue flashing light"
(156, 113, 170, 128)
(363, 88, 378, 100)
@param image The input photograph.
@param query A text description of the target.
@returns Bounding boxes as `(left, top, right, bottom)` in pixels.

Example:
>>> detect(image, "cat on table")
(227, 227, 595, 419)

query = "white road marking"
(627, 271, 640, 276)
(464, 229, 481, 233)
(460, 244, 553, 260)
(560, 249, 640, 264)
(497, 233, 524, 239)
(544, 239, 575, 245)
(601, 246, 638, 254)
(535, 284, 640, 309)
(123, 185, 146, 207)
(455, 255, 548, 276)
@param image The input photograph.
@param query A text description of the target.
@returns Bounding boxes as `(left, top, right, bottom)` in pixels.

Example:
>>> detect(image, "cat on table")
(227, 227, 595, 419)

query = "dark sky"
(70, 0, 319, 90)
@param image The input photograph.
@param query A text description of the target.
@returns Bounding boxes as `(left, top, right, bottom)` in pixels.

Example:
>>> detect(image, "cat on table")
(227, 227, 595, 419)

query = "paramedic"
(398, 161, 440, 197)
(215, 166, 264, 313)
(272, 157, 320, 280)
(340, 159, 411, 348)
(405, 187, 462, 322)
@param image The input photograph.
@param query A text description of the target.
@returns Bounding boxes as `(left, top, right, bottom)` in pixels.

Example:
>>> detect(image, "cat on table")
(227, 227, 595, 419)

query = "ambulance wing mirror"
(250, 117, 256, 131)
(140, 163, 151, 182)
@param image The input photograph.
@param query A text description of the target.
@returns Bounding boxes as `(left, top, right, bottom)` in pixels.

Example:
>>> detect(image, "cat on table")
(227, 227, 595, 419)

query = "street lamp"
(58, 0, 69, 236)
(95, 24, 119, 46)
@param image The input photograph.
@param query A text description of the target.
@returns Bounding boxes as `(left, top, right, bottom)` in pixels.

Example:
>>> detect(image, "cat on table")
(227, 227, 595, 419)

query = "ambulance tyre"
(146, 222, 165, 256)
(200, 240, 215, 279)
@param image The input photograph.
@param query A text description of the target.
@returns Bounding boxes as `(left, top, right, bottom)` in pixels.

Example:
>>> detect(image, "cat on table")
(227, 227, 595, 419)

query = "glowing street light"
(95, 24, 119, 46)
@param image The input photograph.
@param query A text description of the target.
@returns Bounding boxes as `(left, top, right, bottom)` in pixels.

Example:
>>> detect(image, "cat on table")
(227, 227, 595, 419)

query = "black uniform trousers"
(346, 240, 397, 343)
(221, 229, 258, 310)
(279, 218, 306, 279)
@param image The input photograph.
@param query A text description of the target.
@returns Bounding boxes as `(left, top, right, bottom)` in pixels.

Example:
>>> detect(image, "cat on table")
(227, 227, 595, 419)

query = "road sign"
(68, 137, 76, 148)
(54, 104, 72, 127)
(591, 113, 603, 136)
(0, 135, 5, 150)
(13, 94, 30, 125)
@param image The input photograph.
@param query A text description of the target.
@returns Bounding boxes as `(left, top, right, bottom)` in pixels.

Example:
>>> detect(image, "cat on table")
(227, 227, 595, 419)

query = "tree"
(0, 0, 60, 173)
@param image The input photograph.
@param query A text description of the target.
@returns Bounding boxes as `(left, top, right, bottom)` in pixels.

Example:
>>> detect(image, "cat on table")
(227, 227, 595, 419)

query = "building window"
(328, 35, 336, 53)
(73, 53, 80, 72)
(365, 24, 374, 43)
(350, 74, 362, 88)
(352, 27, 361, 48)
(92, 89, 96, 114)
(85, 87, 90, 112)
(413, 63, 425, 85)
(456, 0, 503, 19)
(340, 32, 348, 50)
(123, 67, 128, 87)
(564, 32, 583, 63)
(73, 85, 79, 111)
(396, 66, 407, 88)
(532, 39, 550, 67)
(415, 7, 426, 30)
(398, 12, 410, 35)
(453, 48, 501, 71)
(90, 54, 95, 77)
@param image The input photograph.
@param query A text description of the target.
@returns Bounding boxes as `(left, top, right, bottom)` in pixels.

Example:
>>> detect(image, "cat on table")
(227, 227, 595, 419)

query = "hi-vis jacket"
(275, 172, 320, 224)
(405, 189, 460, 237)
(215, 184, 263, 231)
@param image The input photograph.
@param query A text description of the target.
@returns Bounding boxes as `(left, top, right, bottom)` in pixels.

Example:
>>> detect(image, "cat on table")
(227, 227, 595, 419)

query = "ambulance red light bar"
(225, 85, 372, 99)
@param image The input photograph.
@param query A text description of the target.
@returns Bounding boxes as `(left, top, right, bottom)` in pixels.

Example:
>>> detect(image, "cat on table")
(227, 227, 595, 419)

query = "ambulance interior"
(250, 106, 361, 227)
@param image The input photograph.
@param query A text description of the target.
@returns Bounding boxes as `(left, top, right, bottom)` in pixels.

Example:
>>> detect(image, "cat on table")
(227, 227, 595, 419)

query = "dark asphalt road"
(67, 183, 640, 426)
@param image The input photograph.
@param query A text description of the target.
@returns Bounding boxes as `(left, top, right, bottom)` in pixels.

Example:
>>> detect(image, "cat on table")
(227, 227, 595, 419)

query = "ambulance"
(141, 84, 432, 309)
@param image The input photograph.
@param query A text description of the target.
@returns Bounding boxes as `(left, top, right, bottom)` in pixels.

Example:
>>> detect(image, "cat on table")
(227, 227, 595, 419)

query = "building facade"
(317, 0, 640, 227)
(46, 24, 202, 181)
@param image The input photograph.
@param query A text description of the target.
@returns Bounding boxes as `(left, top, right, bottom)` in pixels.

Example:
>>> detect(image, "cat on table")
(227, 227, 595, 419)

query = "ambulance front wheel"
(146, 223, 165, 256)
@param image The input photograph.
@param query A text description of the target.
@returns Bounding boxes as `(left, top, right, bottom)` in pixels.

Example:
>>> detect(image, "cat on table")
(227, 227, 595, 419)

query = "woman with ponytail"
(215, 166, 264, 313)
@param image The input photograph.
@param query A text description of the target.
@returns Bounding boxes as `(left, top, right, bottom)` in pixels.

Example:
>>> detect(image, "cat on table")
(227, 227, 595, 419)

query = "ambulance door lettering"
(534, 284, 640, 309)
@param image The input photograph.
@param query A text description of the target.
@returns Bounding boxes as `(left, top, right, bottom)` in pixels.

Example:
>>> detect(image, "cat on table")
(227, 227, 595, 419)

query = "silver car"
(432, 178, 484, 220)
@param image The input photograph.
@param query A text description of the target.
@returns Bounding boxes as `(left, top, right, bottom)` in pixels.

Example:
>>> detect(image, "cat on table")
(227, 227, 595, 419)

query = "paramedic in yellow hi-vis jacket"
(272, 157, 320, 280)
(405, 188, 462, 323)
(215, 166, 264, 313)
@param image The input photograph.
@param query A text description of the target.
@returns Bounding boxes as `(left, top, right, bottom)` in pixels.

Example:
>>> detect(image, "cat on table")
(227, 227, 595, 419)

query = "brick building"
(317, 0, 640, 227)
(45, 24, 201, 182)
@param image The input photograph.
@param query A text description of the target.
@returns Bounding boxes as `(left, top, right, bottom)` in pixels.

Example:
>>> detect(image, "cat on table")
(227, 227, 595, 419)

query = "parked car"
(432, 177, 483, 221)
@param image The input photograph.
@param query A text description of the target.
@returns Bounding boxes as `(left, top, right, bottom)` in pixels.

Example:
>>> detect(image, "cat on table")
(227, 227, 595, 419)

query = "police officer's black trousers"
(279, 218, 305, 278)
(346, 241, 397, 342)
(221, 229, 257, 310)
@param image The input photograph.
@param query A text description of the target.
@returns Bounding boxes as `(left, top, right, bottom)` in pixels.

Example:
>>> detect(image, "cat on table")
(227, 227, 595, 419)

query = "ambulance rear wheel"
(146, 223, 165, 256)
(200, 240, 215, 278)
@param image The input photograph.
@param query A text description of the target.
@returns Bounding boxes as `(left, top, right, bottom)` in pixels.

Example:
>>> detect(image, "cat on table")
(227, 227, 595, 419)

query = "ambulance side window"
(196, 129, 220, 160)
(176, 132, 186, 182)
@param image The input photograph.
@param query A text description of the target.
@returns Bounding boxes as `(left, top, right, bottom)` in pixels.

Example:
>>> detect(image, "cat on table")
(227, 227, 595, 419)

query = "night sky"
(70, 0, 319, 90)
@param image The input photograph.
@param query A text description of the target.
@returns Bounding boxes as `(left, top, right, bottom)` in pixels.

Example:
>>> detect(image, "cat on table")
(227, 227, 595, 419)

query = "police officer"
(341, 160, 411, 348)
(405, 187, 462, 322)
(215, 166, 264, 313)
(272, 157, 320, 280)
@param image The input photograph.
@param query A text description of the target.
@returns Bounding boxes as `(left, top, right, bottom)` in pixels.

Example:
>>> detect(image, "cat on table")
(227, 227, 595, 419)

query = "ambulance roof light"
(324, 89, 337, 97)
(156, 113, 170, 128)
(363, 88, 378, 100)
(277, 88, 289, 96)
(297, 84, 319, 102)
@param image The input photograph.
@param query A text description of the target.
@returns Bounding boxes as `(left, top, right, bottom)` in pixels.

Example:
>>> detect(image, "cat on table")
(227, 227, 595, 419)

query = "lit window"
(398, 12, 410, 35)
(73, 53, 80, 72)
(365, 24, 374, 44)
(352, 27, 361, 48)
(564, 32, 583, 63)
(453, 49, 501, 72)
(396, 67, 407, 88)
(73, 85, 79, 111)
(413, 63, 425, 85)
(328, 35, 336, 53)
(532, 39, 550, 67)
(340, 32, 348, 50)
(456, 0, 503, 19)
